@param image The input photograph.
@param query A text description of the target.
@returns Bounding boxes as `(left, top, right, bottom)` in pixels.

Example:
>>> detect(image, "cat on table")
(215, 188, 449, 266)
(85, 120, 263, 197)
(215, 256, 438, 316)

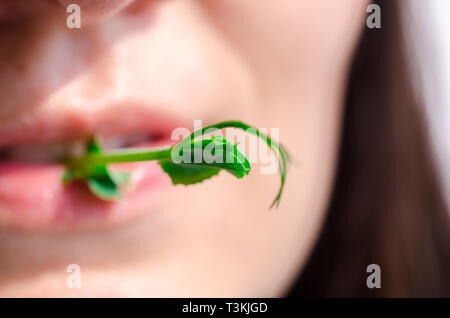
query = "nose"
(1, 0, 154, 23)
(58, 0, 136, 22)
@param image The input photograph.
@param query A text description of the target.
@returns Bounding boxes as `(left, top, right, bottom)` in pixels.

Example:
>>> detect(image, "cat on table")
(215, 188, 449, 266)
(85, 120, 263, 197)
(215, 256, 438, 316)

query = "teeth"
(0, 133, 155, 163)
(101, 133, 155, 149)
(0, 141, 85, 163)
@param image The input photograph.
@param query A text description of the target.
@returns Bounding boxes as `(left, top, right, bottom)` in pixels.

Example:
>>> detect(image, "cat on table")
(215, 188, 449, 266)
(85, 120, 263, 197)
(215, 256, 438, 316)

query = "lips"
(0, 104, 184, 231)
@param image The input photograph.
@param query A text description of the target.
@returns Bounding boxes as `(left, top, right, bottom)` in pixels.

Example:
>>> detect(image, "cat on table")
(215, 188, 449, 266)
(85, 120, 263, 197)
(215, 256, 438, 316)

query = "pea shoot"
(63, 121, 289, 208)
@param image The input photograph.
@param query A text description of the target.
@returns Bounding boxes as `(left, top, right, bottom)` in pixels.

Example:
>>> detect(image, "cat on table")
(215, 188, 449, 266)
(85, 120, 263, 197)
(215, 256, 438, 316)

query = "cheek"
(279, 0, 370, 65)
(294, 0, 370, 56)
(206, 0, 369, 72)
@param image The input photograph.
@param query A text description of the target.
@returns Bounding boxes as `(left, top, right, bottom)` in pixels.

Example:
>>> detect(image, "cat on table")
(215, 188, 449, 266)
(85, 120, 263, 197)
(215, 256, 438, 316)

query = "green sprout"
(63, 121, 288, 208)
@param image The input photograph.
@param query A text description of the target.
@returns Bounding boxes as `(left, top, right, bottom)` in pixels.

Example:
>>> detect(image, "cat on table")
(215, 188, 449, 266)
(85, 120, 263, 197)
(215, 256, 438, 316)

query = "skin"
(0, 0, 369, 297)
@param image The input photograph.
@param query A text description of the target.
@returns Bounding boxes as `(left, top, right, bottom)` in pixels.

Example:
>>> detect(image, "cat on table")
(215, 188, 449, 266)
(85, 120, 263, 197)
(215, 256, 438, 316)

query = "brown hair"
(288, 0, 450, 297)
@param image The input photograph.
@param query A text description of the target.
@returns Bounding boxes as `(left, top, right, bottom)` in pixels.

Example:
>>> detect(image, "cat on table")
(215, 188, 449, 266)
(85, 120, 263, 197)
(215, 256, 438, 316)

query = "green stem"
(66, 146, 173, 168)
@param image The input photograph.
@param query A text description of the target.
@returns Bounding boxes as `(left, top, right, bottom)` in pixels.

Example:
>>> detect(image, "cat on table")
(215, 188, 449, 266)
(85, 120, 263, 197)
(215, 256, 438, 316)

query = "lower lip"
(0, 145, 172, 232)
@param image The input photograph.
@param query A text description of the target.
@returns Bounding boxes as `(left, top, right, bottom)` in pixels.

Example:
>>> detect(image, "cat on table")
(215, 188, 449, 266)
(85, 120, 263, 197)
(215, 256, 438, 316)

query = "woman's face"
(0, 0, 369, 296)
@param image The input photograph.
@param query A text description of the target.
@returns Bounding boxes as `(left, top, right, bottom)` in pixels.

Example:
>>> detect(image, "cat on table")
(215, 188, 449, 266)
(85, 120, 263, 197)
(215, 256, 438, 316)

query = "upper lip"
(0, 101, 185, 150)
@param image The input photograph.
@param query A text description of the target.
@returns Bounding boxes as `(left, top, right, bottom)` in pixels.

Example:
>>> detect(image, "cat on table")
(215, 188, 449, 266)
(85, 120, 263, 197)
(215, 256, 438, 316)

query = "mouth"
(0, 106, 183, 231)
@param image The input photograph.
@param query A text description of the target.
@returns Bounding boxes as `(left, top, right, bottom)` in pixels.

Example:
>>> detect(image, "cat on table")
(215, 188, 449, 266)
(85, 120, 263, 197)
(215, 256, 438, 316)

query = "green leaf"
(111, 171, 131, 186)
(87, 175, 123, 201)
(171, 135, 250, 178)
(86, 137, 102, 154)
(64, 136, 129, 200)
(159, 161, 221, 185)
(159, 135, 250, 186)
(177, 121, 288, 208)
